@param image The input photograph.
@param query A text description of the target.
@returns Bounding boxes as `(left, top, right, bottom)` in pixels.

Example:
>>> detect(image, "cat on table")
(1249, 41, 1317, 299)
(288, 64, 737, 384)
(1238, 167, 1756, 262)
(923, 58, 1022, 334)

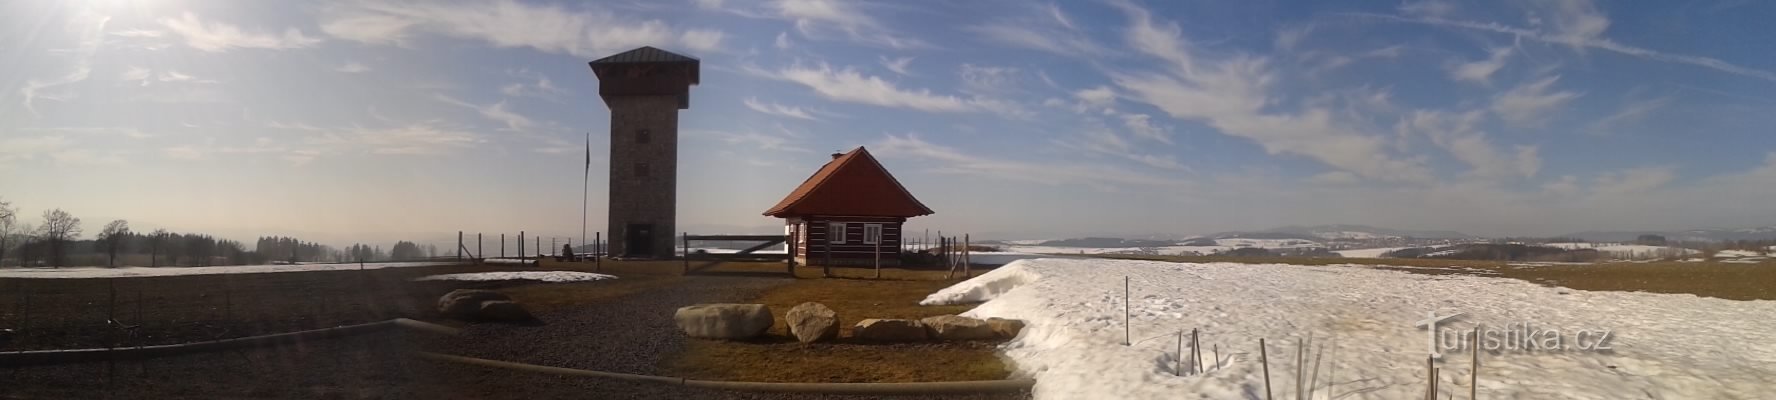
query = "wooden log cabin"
(764, 146, 934, 266)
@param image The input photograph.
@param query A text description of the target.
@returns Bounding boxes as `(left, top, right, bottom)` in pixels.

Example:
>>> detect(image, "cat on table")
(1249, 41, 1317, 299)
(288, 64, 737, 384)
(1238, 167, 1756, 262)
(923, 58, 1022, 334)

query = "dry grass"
(667, 264, 1013, 383)
(1106, 255, 1776, 301)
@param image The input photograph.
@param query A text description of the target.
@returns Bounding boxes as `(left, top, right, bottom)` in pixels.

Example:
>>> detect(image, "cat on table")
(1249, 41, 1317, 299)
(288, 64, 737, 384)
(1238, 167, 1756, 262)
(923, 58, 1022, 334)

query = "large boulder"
(986, 318, 1026, 339)
(675, 304, 774, 340)
(438, 289, 512, 318)
(852, 319, 927, 342)
(785, 302, 839, 343)
(920, 315, 996, 341)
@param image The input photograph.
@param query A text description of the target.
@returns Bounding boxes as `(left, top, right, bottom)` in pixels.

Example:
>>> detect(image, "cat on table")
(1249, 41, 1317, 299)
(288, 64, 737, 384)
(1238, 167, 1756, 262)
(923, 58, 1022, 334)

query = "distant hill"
(1035, 237, 1177, 248)
(1564, 226, 1776, 242)
(1223, 225, 1471, 240)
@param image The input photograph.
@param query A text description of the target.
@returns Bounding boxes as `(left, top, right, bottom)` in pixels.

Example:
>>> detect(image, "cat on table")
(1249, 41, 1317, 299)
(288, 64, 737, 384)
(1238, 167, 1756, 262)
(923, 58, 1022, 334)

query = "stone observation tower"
(588, 46, 698, 258)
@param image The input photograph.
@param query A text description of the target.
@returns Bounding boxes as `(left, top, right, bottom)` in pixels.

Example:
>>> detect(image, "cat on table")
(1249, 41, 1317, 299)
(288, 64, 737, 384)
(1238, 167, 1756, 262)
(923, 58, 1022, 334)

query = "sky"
(3, 0, 1776, 248)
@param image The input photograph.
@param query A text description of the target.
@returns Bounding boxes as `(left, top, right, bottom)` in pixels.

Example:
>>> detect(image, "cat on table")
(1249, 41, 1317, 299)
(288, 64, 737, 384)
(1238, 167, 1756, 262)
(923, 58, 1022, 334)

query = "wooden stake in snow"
(1300, 337, 1314, 400)
(1424, 356, 1436, 400)
(1175, 331, 1183, 377)
(1471, 328, 1480, 400)
(1193, 328, 1204, 375)
(1213, 344, 1220, 372)
(1260, 338, 1274, 400)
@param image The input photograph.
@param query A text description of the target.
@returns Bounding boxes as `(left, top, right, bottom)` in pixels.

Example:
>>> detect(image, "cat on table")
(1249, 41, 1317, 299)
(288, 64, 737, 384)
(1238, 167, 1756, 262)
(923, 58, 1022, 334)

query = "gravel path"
(4, 275, 1029, 399)
(425, 275, 1031, 400)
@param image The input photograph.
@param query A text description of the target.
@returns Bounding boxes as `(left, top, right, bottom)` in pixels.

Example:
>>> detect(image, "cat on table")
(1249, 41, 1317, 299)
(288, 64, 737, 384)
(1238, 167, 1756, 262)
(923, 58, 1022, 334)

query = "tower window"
(636, 129, 651, 144)
(634, 162, 650, 177)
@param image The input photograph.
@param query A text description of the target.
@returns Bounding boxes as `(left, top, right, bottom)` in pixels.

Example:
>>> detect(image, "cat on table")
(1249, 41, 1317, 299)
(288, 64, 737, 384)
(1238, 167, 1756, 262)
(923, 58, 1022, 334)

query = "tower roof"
(764, 147, 934, 218)
(589, 46, 699, 65)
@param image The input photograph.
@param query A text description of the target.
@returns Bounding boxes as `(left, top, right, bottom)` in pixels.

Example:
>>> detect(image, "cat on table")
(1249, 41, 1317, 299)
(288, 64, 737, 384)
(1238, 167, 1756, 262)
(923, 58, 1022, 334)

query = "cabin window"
(636, 129, 651, 144)
(634, 162, 650, 177)
(863, 224, 883, 245)
(828, 222, 846, 244)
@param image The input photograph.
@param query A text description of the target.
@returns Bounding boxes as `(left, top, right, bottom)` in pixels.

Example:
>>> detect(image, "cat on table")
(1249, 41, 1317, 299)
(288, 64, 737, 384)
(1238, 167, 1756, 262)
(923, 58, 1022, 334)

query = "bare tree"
(0, 198, 15, 265)
(38, 209, 82, 268)
(98, 219, 130, 267)
(151, 228, 168, 267)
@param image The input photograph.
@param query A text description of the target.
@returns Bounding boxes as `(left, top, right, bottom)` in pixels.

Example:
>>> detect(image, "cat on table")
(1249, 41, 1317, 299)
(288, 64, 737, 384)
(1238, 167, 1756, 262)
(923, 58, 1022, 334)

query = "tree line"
(0, 198, 441, 268)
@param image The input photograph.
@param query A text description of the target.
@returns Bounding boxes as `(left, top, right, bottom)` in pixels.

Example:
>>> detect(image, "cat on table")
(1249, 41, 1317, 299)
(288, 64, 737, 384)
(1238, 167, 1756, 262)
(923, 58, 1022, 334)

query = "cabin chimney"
(831, 152, 844, 159)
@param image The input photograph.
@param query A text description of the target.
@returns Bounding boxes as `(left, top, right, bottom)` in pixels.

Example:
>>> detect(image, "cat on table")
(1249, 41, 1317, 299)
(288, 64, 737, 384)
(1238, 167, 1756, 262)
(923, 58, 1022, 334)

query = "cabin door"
(626, 223, 654, 257)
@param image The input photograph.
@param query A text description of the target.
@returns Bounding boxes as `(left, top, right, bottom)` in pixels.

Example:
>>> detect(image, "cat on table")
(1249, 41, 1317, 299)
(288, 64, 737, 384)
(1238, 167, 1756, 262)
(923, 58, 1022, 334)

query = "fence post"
(682, 232, 690, 274)
(501, 234, 505, 258)
(477, 234, 483, 261)
(963, 234, 971, 278)
(457, 231, 464, 260)
(519, 231, 525, 261)
(595, 232, 602, 271)
(873, 234, 881, 279)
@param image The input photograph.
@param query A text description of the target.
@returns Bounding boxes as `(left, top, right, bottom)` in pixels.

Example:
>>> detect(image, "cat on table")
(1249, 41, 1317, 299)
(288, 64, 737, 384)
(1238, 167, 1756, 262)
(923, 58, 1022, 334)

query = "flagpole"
(582, 130, 590, 256)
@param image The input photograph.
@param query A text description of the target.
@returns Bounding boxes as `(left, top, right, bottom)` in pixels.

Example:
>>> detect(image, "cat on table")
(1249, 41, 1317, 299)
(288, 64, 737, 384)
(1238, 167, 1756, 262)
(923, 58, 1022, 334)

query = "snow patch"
(415, 271, 616, 283)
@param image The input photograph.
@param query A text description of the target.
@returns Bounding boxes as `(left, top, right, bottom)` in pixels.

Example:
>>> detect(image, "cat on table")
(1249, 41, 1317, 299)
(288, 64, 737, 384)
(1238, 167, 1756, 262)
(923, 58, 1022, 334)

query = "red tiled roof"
(763, 146, 934, 218)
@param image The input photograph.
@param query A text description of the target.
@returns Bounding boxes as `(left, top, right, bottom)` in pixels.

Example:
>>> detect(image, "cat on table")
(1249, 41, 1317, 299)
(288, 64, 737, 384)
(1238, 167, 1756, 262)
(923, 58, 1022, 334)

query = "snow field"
(922, 258, 1776, 399)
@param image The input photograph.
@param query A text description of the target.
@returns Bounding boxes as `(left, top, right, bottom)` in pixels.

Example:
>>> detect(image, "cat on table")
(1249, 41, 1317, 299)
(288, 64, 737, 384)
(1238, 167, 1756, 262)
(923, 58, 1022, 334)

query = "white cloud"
(1586, 96, 1671, 134)
(774, 31, 792, 49)
(1398, 109, 1540, 179)
(1074, 86, 1116, 107)
(1590, 166, 1676, 195)
(1120, 113, 1171, 144)
(499, 69, 567, 99)
(120, 66, 152, 84)
(757, 63, 1012, 114)
(690, 129, 810, 153)
(967, 3, 1105, 57)
(958, 64, 1020, 95)
(774, 0, 925, 49)
(0, 136, 74, 163)
(108, 29, 165, 38)
(335, 62, 372, 73)
(742, 97, 820, 120)
(20, 10, 107, 116)
(1108, 1, 1431, 183)
(694, 0, 725, 10)
(1490, 76, 1581, 126)
(319, 13, 417, 46)
(162, 145, 207, 160)
(679, 29, 725, 52)
(1449, 47, 1511, 84)
(874, 134, 1192, 188)
(1349, 12, 1776, 83)
(879, 56, 913, 76)
(321, 1, 720, 57)
(1399, 0, 1457, 18)
(159, 12, 322, 51)
(436, 95, 534, 131)
(305, 121, 483, 155)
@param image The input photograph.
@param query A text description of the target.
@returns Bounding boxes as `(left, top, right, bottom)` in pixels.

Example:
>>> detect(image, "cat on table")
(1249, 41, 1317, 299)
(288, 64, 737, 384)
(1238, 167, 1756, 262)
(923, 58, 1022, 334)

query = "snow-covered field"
(1714, 249, 1762, 258)
(415, 271, 616, 283)
(1545, 243, 1698, 259)
(965, 252, 1071, 266)
(1006, 238, 1327, 257)
(1330, 247, 1410, 258)
(922, 258, 1776, 399)
(0, 261, 465, 279)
